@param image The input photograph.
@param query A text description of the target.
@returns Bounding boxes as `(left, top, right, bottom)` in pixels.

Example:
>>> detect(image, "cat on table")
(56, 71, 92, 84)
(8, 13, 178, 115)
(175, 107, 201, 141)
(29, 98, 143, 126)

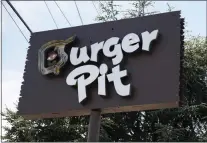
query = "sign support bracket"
(87, 109, 101, 142)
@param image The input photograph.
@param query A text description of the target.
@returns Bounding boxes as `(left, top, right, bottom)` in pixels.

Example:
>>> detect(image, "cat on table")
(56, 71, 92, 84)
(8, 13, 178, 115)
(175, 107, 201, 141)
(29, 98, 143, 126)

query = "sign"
(18, 11, 184, 119)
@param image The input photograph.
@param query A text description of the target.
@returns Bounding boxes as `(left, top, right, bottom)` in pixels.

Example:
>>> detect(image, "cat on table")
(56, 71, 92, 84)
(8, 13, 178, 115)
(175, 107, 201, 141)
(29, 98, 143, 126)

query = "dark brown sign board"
(18, 11, 184, 119)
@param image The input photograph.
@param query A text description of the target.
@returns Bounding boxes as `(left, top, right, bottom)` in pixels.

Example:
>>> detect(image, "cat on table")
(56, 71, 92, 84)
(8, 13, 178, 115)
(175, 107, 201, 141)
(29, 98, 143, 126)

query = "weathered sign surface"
(18, 11, 184, 119)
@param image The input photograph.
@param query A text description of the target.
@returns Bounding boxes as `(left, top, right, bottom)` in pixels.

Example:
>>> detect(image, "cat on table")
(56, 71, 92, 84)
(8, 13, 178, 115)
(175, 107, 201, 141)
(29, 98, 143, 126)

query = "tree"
(166, 2, 175, 12)
(94, 1, 207, 142)
(2, 1, 207, 142)
(2, 108, 87, 142)
(124, 0, 159, 18)
(95, 1, 120, 22)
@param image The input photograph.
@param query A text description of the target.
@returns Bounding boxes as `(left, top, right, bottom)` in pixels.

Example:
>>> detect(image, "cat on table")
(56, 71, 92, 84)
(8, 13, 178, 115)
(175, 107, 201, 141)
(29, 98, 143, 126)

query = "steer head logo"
(38, 35, 76, 75)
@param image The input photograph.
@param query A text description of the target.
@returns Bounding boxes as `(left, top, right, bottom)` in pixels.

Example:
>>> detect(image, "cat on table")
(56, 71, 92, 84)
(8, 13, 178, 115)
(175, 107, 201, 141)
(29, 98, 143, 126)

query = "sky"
(1, 0, 206, 135)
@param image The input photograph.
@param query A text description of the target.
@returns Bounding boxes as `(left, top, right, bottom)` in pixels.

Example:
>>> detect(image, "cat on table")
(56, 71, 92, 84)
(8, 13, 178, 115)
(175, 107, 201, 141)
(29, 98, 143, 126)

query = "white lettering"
(66, 65, 99, 103)
(141, 30, 159, 51)
(122, 33, 140, 53)
(103, 37, 123, 65)
(107, 65, 131, 96)
(98, 63, 108, 96)
(70, 46, 90, 65)
(90, 41, 104, 62)
(66, 29, 159, 103)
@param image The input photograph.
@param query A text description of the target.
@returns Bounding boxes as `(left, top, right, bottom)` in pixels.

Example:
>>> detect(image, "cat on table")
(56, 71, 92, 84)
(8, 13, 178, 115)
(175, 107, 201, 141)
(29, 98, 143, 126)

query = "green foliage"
(2, 109, 88, 142)
(2, 108, 34, 142)
(124, 1, 159, 18)
(166, 3, 175, 12)
(2, 1, 207, 142)
(183, 36, 207, 105)
(95, 1, 120, 22)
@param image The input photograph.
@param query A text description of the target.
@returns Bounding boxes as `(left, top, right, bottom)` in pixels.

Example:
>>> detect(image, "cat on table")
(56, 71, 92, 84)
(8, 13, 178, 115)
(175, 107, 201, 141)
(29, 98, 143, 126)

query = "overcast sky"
(1, 1, 206, 133)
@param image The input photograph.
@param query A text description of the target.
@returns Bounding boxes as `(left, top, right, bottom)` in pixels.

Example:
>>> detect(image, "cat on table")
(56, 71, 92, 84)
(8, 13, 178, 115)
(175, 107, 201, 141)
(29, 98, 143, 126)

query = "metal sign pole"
(87, 109, 101, 142)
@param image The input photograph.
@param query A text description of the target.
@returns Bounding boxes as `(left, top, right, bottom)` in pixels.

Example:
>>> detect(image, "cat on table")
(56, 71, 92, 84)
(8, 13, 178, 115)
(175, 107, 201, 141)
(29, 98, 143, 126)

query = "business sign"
(18, 11, 184, 119)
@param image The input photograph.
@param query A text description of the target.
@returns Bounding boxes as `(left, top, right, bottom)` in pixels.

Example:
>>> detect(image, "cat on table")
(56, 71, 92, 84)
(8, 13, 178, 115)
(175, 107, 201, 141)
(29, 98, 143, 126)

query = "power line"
(54, 1, 72, 26)
(2, 2, 29, 43)
(5, 0, 32, 34)
(99, 1, 105, 6)
(91, 1, 100, 16)
(44, 0, 58, 29)
(74, 0, 83, 25)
